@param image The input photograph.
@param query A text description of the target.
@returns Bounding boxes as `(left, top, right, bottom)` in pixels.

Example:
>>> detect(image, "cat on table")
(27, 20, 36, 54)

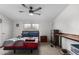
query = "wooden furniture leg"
(14, 50, 16, 54)
(31, 50, 33, 53)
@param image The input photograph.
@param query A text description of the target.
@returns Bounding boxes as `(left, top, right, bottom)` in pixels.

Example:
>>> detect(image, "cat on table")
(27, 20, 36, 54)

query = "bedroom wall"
(0, 14, 13, 46)
(12, 20, 52, 41)
(52, 4, 79, 54)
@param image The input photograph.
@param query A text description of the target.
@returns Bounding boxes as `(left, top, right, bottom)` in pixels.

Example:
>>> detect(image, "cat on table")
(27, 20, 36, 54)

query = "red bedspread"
(3, 38, 39, 49)
(5, 43, 38, 49)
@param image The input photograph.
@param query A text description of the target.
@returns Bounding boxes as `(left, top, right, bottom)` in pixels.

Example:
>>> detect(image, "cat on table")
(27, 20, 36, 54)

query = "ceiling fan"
(19, 4, 42, 15)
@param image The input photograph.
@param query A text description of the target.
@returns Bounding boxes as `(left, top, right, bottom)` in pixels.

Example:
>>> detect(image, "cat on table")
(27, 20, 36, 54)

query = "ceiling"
(0, 4, 68, 23)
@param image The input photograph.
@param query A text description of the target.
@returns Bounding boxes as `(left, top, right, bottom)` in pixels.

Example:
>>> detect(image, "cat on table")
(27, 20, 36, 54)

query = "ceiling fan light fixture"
(29, 13, 34, 16)
(21, 4, 42, 15)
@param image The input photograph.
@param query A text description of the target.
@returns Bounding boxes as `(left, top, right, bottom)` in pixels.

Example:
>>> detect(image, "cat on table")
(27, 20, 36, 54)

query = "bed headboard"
(21, 31, 39, 37)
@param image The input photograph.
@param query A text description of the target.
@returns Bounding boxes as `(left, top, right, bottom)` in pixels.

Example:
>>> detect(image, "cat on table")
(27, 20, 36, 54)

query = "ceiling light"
(29, 13, 34, 16)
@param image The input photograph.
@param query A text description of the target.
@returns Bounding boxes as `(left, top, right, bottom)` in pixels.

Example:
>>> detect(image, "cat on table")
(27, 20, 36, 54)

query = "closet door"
(1, 18, 9, 41)
(0, 15, 11, 46)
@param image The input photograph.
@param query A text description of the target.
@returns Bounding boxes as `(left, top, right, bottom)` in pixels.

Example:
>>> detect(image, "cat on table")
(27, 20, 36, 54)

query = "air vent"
(16, 24, 19, 27)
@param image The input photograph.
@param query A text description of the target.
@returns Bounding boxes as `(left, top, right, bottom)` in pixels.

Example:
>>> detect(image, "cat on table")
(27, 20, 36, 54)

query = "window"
(24, 24, 31, 28)
(24, 24, 39, 30)
(32, 24, 39, 30)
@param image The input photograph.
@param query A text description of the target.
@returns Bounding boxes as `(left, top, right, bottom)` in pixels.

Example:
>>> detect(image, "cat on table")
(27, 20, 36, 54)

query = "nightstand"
(40, 36, 48, 42)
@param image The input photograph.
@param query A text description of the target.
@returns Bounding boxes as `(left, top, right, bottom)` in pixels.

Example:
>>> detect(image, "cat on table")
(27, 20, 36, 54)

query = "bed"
(2, 31, 39, 54)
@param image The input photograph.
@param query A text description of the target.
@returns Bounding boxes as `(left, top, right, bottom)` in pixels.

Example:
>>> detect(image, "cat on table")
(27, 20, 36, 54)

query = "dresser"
(40, 36, 48, 42)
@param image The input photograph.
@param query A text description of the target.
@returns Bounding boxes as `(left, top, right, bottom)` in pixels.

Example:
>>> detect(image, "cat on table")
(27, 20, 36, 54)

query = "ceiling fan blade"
(33, 7, 42, 12)
(33, 13, 41, 15)
(21, 4, 29, 9)
(19, 11, 25, 13)
(22, 4, 26, 7)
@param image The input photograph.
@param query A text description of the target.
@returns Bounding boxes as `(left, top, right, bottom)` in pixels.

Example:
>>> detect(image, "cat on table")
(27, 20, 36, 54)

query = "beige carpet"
(0, 43, 63, 55)
(39, 43, 62, 55)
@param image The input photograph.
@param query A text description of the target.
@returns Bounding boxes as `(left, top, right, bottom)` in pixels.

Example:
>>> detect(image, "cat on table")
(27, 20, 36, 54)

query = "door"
(0, 16, 11, 46)
(1, 18, 10, 42)
(0, 18, 9, 46)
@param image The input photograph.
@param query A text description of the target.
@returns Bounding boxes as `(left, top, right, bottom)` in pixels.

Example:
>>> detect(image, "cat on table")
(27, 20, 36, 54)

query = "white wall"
(39, 23, 52, 41)
(13, 21, 52, 41)
(0, 21, 2, 45)
(52, 5, 79, 54)
(0, 14, 13, 46)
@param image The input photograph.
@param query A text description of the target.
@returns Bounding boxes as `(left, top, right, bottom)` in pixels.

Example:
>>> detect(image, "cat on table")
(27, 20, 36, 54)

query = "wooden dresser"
(40, 36, 48, 42)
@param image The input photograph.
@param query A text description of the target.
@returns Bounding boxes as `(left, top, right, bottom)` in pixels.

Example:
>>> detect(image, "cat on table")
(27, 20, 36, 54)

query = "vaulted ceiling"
(0, 4, 68, 23)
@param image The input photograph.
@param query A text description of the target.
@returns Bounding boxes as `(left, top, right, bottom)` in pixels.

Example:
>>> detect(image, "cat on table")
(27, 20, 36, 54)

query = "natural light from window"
(24, 24, 31, 28)
(24, 24, 39, 30)
(32, 24, 39, 30)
